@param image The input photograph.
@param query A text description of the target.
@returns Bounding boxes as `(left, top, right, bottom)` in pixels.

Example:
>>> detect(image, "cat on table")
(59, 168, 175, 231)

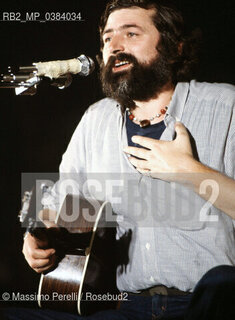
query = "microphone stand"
(0, 66, 72, 95)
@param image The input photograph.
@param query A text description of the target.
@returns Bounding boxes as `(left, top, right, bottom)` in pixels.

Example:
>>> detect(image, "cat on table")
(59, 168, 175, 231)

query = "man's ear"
(96, 53, 103, 65)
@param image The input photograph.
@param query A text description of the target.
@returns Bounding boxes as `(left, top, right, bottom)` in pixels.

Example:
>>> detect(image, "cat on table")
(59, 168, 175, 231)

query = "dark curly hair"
(99, 0, 201, 83)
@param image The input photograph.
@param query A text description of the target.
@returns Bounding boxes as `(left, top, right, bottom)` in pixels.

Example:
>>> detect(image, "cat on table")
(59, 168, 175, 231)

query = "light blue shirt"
(56, 80, 235, 292)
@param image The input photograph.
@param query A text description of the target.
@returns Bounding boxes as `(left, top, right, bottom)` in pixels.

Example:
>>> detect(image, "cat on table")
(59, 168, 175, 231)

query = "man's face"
(102, 7, 160, 70)
(100, 7, 171, 103)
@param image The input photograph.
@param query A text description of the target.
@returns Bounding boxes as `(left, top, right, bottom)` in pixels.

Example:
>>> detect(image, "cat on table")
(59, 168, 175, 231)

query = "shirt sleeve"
(42, 110, 89, 213)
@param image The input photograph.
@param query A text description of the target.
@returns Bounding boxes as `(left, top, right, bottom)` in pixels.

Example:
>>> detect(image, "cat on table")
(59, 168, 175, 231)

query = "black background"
(0, 0, 234, 309)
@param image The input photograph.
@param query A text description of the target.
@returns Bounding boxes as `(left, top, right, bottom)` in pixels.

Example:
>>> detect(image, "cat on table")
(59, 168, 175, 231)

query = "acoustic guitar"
(19, 187, 118, 315)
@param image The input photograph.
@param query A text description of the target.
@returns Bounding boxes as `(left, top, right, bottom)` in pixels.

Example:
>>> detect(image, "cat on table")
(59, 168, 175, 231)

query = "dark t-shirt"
(126, 112, 166, 148)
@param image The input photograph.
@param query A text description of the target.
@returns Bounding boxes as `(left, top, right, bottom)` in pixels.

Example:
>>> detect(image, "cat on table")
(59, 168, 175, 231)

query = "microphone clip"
(0, 66, 41, 95)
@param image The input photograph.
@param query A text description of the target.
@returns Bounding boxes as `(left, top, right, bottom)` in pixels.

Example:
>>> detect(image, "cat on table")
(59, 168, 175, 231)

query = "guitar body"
(37, 194, 118, 315)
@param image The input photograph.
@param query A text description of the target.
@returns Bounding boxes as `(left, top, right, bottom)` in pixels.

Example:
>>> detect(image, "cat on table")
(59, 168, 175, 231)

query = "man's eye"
(127, 32, 137, 37)
(104, 37, 111, 43)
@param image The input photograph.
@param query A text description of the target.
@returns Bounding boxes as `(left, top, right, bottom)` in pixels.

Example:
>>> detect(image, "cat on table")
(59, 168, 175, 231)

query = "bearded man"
(2, 0, 235, 319)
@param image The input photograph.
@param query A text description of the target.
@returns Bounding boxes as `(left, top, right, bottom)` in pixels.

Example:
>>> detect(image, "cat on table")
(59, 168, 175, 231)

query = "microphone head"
(77, 54, 95, 76)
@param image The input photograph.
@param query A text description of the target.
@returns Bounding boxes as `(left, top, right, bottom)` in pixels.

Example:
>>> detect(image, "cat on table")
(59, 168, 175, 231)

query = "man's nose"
(109, 35, 125, 54)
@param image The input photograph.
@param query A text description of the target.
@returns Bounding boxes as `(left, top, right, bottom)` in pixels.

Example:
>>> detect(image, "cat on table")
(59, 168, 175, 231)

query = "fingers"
(123, 122, 193, 177)
(29, 254, 57, 274)
(137, 168, 152, 177)
(128, 157, 149, 170)
(23, 233, 56, 273)
(30, 247, 55, 260)
(131, 135, 156, 150)
(123, 146, 150, 160)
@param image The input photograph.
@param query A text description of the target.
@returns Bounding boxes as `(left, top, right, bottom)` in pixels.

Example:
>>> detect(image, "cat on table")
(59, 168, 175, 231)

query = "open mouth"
(112, 60, 132, 73)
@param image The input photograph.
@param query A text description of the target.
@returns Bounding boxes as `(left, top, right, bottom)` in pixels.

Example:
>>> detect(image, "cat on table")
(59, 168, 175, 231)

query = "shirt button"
(150, 276, 155, 282)
(145, 243, 150, 250)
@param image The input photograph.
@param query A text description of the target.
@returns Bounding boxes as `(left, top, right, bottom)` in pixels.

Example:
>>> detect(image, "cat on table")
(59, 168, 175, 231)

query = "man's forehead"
(103, 7, 156, 35)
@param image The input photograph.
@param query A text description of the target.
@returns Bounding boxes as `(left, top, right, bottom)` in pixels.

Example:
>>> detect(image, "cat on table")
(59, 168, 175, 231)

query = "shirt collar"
(166, 82, 190, 121)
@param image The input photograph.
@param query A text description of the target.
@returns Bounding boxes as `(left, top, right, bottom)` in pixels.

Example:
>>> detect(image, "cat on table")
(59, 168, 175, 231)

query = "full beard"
(99, 52, 172, 108)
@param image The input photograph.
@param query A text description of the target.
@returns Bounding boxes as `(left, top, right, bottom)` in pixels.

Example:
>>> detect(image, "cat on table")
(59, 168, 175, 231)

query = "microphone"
(19, 54, 95, 79)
